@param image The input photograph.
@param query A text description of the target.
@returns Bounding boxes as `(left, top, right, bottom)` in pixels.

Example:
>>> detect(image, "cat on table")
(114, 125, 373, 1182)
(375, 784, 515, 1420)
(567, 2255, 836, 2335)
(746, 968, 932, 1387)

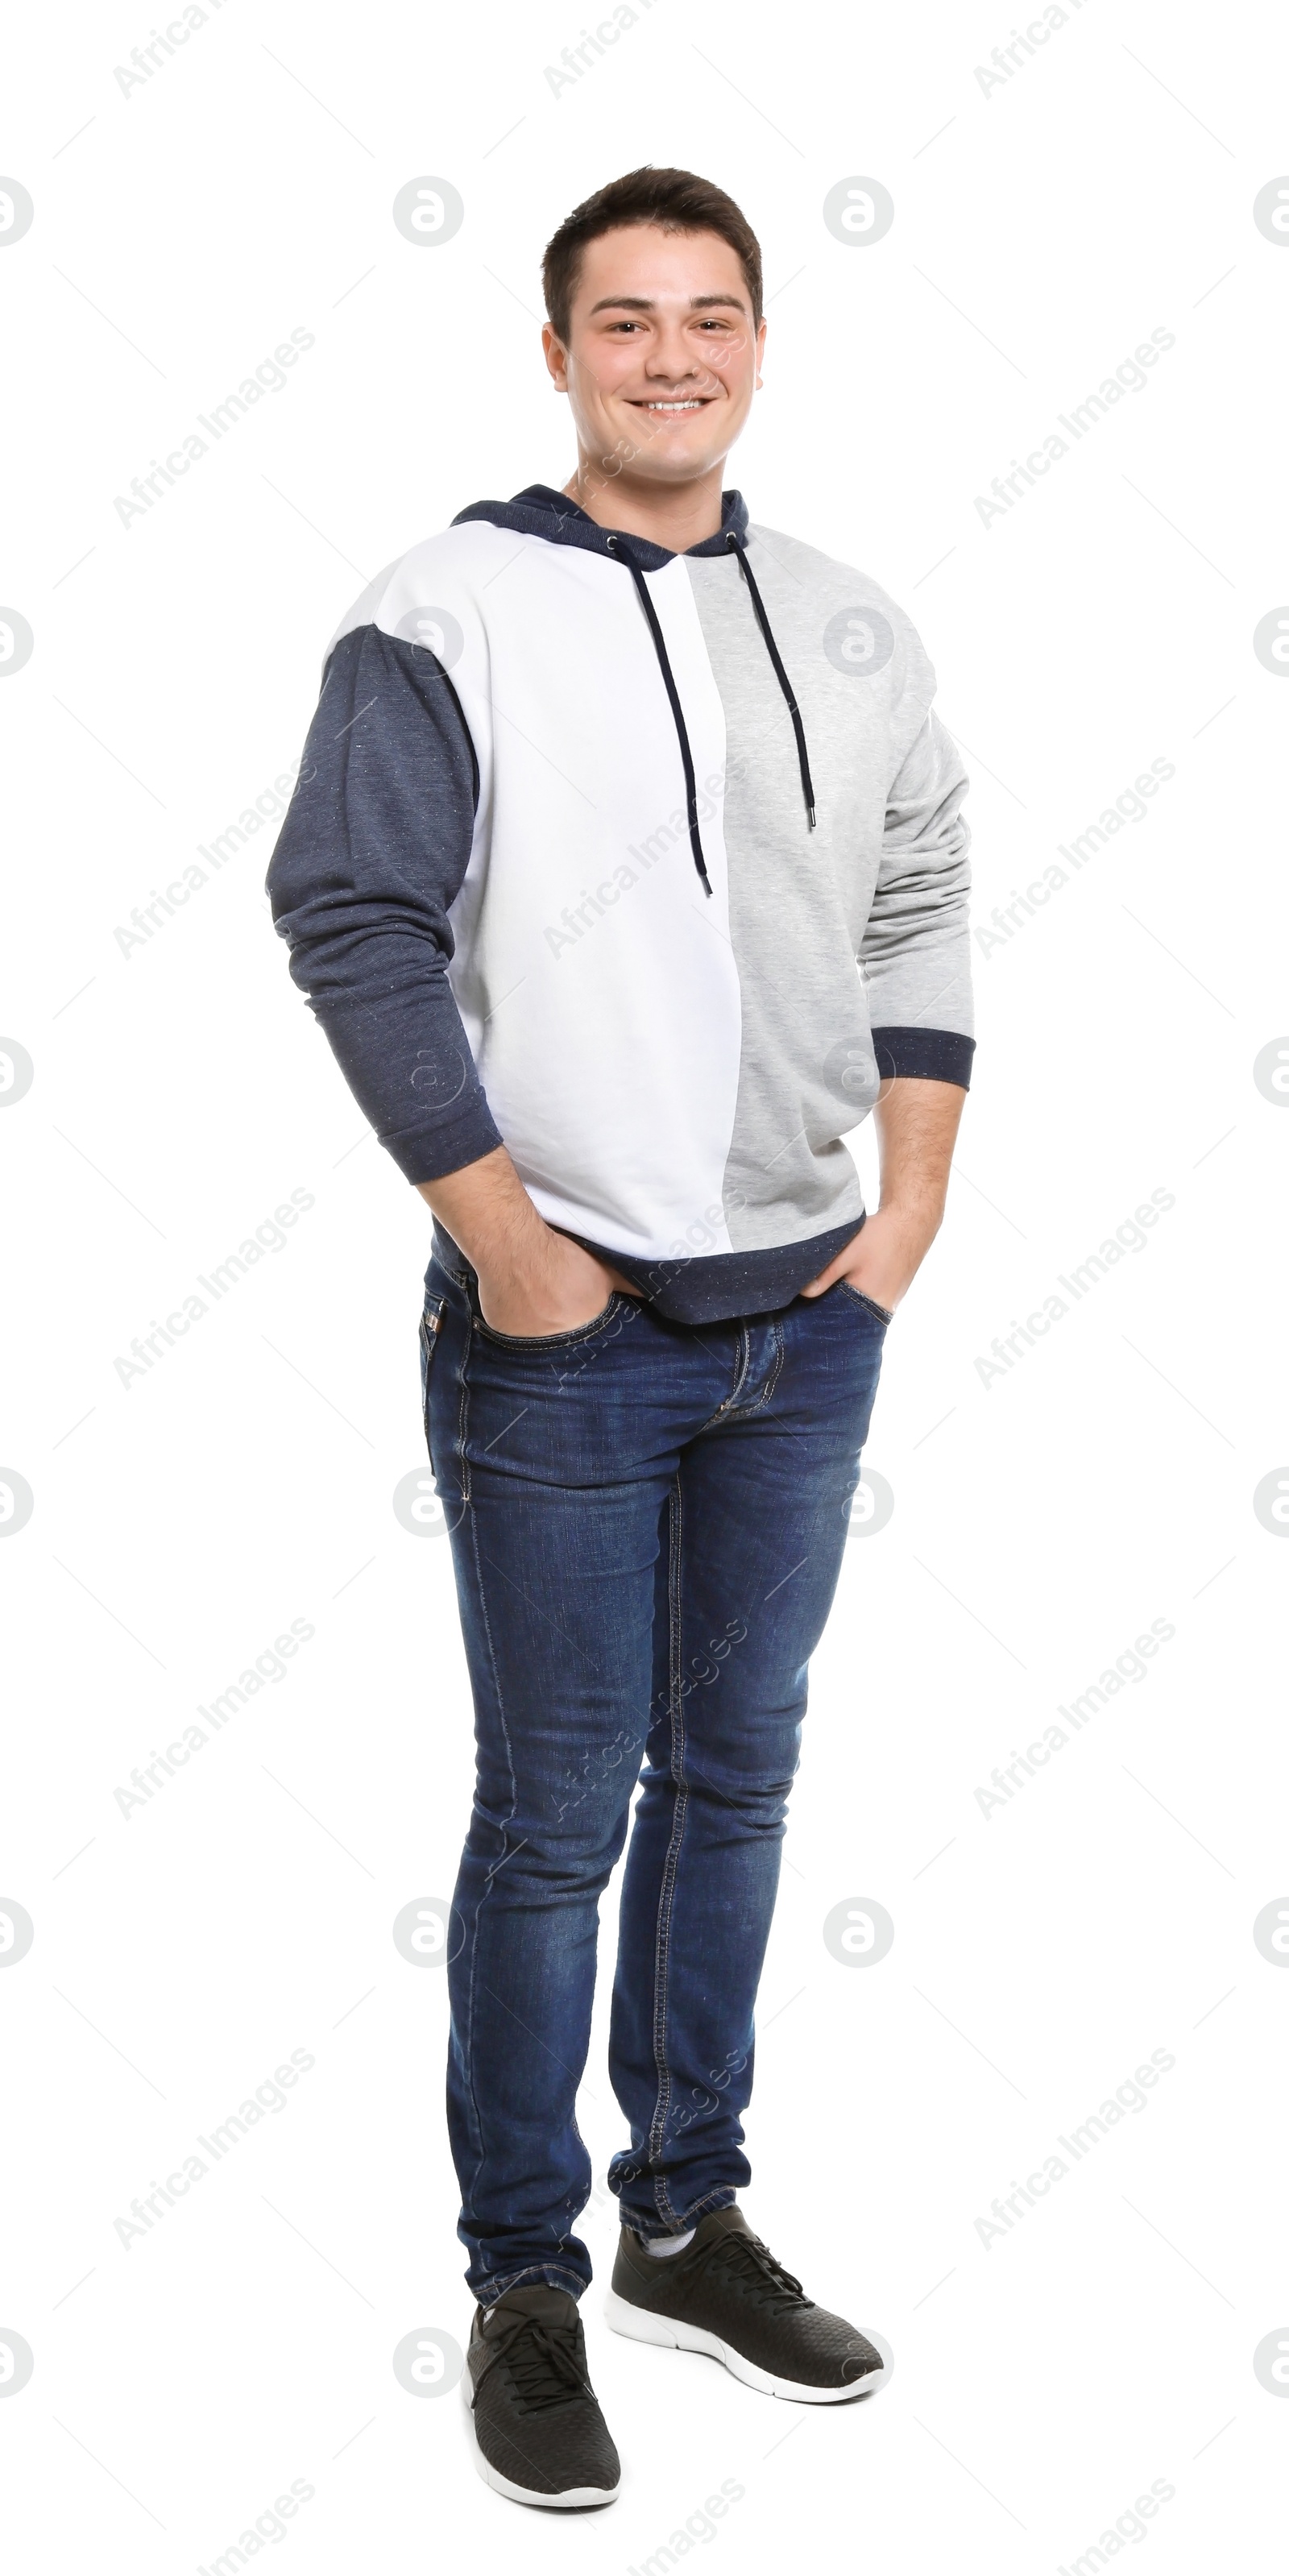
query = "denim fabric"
(421, 1240, 886, 2304)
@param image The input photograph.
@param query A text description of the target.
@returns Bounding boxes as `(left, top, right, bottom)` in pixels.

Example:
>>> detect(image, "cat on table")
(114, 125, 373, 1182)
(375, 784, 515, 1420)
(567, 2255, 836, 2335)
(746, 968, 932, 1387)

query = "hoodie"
(266, 483, 974, 1324)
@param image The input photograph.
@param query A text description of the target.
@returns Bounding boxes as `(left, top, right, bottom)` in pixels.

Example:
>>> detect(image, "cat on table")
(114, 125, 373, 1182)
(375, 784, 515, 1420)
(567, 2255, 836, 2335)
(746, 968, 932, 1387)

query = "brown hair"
(541, 166, 763, 346)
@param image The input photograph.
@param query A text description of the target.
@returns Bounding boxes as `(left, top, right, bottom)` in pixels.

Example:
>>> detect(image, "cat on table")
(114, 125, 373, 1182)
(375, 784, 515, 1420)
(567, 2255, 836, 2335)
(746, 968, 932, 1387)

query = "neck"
(562, 457, 727, 553)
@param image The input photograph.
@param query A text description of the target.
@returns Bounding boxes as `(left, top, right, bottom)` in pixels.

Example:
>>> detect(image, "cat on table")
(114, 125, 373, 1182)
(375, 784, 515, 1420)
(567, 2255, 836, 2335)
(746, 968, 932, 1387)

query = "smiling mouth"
(632, 396, 712, 413)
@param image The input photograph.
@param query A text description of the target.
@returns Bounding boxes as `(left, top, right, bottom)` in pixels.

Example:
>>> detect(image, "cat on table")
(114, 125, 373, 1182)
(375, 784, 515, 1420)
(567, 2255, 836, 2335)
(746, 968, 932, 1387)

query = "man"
(267, 166, 973, 2509)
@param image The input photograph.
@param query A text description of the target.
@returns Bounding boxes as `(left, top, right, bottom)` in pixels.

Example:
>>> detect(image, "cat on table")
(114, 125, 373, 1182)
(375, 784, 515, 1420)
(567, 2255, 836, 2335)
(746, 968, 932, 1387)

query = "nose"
(642, 317, 712, 388)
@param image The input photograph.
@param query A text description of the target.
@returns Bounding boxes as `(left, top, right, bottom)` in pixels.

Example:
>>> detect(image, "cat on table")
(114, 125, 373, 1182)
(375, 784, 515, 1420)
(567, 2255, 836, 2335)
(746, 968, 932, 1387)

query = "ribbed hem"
(432, 1213, 868, 1326)
(568, 1219, 870, 1324)
(872, 1025, 976, 1088)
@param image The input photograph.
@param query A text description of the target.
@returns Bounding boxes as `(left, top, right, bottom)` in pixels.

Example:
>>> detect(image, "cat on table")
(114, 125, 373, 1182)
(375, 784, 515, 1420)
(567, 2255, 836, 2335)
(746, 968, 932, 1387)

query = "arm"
(803, 703, 973, 1308)
(861, 704, 974, 1090)
(799, 1075, 965, 1308)
(265, 624, 503, 1181)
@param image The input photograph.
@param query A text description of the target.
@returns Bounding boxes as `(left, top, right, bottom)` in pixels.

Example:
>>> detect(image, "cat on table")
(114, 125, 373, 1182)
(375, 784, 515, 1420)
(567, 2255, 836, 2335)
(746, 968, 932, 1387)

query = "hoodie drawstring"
(607, 529, 817, 898)
(607, 534, 712, 897)
(725, 532, 817, 831)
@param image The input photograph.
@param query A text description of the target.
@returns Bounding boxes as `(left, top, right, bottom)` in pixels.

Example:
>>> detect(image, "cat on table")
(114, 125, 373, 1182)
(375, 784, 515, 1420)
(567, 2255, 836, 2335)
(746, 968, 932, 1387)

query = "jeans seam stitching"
(455, 1291, 474, 1510)
(837, 1280, 893, 1325)
(420, 1294, 446, 1473)
(718, 1317, 787, 1421)
(473, 1293, 623, 1352)
(691, 1324, 750, 1436)
(456, 1319, 520, 2209)
(648, 1473, 688, 2225)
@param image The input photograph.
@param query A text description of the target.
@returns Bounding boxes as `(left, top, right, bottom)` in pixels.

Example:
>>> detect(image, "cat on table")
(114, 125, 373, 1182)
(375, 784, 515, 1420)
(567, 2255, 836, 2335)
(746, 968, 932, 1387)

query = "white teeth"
(645, 400, 703, 411)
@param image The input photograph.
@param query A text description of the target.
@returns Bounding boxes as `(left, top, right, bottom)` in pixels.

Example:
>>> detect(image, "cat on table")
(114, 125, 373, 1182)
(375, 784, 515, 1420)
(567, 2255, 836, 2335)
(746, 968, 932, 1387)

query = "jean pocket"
(470, 1290, 627, 1350)
(835, 1280, 893, 1327)
(418, 1292, 446, 1469)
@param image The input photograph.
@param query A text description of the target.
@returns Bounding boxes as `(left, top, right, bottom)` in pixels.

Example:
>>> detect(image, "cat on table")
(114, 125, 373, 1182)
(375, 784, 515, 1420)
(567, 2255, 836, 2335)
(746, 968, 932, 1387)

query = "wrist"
(872, 1198, 943, 1244)
(476, 1220, 558, 1295)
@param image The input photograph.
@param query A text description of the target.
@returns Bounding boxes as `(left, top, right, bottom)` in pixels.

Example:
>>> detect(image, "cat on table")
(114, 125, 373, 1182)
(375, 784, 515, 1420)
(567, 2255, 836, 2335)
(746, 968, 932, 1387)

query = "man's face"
(544, 224, 765, 487)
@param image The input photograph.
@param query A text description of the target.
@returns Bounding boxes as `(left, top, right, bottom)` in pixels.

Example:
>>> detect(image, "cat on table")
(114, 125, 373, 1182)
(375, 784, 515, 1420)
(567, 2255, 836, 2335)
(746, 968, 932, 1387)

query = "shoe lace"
(686, 2228, 811, 2316)
(483, 2311, 594, 2415)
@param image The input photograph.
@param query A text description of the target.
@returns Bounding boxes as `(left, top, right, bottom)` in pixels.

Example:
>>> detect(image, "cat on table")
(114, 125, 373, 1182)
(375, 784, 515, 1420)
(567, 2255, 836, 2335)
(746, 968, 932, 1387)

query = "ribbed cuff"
(385, 1096, 504, 1184)
(871, 1025, 976, 1089)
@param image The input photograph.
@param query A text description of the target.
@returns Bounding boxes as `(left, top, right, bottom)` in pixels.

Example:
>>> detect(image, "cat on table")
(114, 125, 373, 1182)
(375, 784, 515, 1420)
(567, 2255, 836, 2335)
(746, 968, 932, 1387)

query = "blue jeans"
(421, 1232, 887, 2304)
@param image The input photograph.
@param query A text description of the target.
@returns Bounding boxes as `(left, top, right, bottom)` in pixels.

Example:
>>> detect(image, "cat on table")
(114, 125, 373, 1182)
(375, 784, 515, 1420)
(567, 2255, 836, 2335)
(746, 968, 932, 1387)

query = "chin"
(622, 436, 732, 481)
(639, 452, 724, 483)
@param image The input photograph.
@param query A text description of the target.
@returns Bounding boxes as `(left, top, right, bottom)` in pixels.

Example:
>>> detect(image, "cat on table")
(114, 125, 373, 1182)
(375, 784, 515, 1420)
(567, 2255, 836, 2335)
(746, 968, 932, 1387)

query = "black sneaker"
(462, 2283, 621, 2508)
(604, 2205, 886, 2404)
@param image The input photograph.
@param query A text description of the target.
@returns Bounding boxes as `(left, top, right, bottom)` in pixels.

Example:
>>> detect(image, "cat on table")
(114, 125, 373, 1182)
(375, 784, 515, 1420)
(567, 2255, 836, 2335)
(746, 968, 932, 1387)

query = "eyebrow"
(586, 292, 748, 316)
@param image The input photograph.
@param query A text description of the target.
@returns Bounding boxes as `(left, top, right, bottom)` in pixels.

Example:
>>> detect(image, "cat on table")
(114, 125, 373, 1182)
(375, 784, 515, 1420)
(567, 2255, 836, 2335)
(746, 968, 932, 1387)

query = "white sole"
(459, 2362, 620, 2508)
(603, 2288, 888, 2405)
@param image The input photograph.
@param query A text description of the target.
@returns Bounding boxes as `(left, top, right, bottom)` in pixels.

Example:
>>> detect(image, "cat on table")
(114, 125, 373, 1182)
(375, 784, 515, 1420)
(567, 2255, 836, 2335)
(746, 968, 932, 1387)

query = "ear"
(541, 321, 570, 393)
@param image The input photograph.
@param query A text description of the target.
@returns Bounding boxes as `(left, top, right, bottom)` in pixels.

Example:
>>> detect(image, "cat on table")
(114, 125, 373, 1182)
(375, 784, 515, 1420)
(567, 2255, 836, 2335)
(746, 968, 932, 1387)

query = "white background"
(2, 1, 1288, 2569)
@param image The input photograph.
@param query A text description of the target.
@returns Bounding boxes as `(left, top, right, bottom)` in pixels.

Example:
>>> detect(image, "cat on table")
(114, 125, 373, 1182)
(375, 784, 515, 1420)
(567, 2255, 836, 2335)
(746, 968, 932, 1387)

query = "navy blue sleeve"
(265, 624, 503, 1183)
